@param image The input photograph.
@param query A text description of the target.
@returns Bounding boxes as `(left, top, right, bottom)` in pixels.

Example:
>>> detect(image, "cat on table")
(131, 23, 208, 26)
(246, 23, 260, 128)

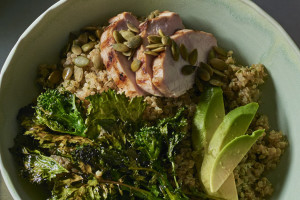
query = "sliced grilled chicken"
(152, 29, 217, 97)
(100, 12, 147, 97)
(135, 11, 184, 96)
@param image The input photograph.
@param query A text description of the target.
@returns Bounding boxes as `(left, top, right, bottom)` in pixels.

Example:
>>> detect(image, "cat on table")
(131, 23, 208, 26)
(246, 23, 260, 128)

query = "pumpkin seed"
(209, 78, 224, 87)
(171, 40, 180, 61)
(195, 78, 204, 92)
(74, 56, 90, 67)
(95, 29, 102, 39)
(147, 35, 162, 44)
(148, 12, 155, 20)
(148, 10, 160, 20)
(62, 67, 73, 80)
(152, 46, 166, 53)
(122, 50, 132, 57)
(200, 62, 213, 76)
(74, 66, 83, 82)
(146, 43, 164, 49)
(179, 44, 188, 61)
(126, 35, 142, 49)
(212, 68, 226, 77)
(48, 70, 61, 84)
(197, 68, 211, 81)
(181, 65, 196, 75)
(113, 30, 124, 43)
(89, 34, 96, 41)
(62, 32, 76, 57)
(128, 49, 136, 60)
(213, 46, 227, 56)
(216, 54, 227, 61)
(91, 52, 104, 70)
(161, 36, 171, 46)
(72, 39, 81, 46)
(144, 51, 158, 56)
(188, 49, 198, 65)
(158, 29, 165, 37)
(123, 41, 129, 46)
(119, 30, 135, 41)
(61, 42, 71, 58)
(81, 42, 96, 52)
(82, 26, 98, 31)
(208, 49, 216, 60)
(153, 10, 160, 17)
(71, 45, 82, 55)
(131, 59, 141, 72)
(127, 22, 139, 33)
(112, 43, 130, 52)
(77, 32, 89, 45)
(209, 58, 227, 71)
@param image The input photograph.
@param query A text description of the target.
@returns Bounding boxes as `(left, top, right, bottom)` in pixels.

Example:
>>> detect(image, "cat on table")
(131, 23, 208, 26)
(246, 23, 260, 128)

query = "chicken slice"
(100, 12, 147, 97)
(152, 29, 217, 97)
(135, 11, 184, 96)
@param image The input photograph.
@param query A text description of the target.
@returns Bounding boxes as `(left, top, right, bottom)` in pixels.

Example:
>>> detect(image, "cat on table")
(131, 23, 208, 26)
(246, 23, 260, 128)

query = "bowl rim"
(0, 0, 299, 199)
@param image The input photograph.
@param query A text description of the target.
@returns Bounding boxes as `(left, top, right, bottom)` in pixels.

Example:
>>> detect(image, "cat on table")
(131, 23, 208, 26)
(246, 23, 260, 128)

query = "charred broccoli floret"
(35, 89, 87, 137)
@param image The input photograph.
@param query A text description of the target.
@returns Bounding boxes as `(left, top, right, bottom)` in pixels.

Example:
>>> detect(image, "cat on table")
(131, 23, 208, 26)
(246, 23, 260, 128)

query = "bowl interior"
(1, 0, 300, 199)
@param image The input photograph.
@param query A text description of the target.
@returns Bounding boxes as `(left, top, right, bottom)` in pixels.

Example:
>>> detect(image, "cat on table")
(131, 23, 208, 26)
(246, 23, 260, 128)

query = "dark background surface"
(0, 0, 299, 199)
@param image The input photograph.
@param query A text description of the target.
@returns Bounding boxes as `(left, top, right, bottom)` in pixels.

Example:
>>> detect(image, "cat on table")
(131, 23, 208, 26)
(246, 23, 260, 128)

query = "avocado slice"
(201, 102, 259, 196)
(192, 87, 237, 199)
(208, 102, 259, 158)
(210, 129, 264, 192)
(201, 149, 238, 199)
(192, 87, 225, 152)
(216, 173, 238, 200)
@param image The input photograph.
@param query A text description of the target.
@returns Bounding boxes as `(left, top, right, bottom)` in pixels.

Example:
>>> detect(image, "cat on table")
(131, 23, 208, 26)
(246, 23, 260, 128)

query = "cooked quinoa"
(35, 25, 287, 200)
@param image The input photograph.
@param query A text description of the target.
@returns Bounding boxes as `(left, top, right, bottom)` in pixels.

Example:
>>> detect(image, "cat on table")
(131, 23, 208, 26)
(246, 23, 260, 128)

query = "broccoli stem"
(98, 179, 163, 200)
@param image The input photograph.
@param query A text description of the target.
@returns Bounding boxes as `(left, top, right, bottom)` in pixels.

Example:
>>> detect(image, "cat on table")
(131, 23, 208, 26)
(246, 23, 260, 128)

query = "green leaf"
(134, 108, 188, 192)
(35, 89, 87, 137)
(135, 126, 162, 161)
(159, 107, 187, 189)
(85, 89, 147, 140)
(50, 175, 106, 200)
(86, 89, 147, 123)
(23, 125, 93, 156)
(22, 148, 68, 184)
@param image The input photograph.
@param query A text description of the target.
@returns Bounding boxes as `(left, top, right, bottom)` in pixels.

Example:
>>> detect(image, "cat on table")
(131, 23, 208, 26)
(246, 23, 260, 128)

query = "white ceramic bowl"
(1, 0, 299, 199)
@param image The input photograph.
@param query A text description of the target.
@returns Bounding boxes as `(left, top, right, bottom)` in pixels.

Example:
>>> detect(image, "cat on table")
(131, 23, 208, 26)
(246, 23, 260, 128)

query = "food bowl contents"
(11, 10, 288, 200)
(135, 11, 184, 96)
(152, 29, 217, 97)
(100, 12, 146, 97)
(100, 10, 217, 98)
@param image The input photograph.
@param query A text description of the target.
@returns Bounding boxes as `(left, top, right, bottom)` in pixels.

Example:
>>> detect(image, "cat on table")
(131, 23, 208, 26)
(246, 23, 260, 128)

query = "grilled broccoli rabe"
(86, 89, 147, 123)
(85, 89, 147, 140)
(35, 89, 87, 137)
(14, 89, 205, 200)
(22, 148, 68, 184)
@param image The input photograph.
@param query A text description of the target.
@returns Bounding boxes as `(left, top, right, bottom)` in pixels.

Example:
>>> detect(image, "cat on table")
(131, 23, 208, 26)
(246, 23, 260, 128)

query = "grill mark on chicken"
(100, 12, 147, 97)
(119, 73, 126, 82)
(106, 51, 115, 70)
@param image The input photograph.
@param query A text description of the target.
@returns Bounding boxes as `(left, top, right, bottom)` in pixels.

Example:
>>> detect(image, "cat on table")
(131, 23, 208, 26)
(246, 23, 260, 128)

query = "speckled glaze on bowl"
(0, 0, 299, 199)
